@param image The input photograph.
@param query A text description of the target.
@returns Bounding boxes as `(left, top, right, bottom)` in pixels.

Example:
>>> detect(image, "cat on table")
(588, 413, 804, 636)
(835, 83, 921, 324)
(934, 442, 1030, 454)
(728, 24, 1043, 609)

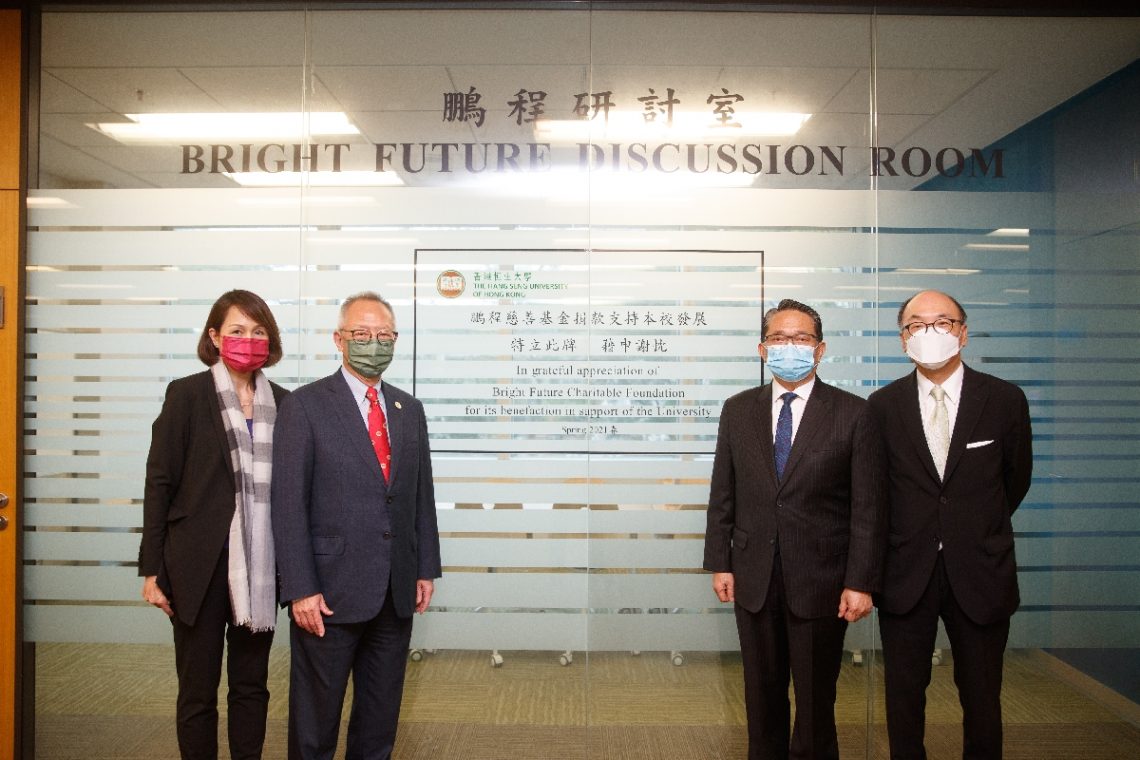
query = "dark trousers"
(879, 554, 1010, 760)
(735, 560, 848, 760)
(287, 590, 414, 760)
(170, 549, 274, 760)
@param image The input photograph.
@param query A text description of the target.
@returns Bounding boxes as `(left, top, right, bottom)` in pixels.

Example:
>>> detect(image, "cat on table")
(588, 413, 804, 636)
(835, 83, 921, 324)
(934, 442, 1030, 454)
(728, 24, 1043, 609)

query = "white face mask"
(906, 330, 961, 370)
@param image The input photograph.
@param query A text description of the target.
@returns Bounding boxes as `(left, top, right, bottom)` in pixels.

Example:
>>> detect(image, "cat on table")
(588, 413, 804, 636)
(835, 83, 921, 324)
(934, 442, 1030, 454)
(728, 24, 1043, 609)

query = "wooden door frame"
(0, 7, 25, 760)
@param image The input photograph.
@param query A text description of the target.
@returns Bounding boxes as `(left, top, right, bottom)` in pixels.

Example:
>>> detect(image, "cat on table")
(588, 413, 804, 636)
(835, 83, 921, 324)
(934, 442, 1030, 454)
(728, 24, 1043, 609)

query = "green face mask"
(345, 339, 394, 378)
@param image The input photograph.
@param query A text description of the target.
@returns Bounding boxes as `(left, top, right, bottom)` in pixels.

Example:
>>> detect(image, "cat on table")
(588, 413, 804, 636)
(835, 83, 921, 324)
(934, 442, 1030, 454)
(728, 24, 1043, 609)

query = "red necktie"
(365, 386, 391, 483)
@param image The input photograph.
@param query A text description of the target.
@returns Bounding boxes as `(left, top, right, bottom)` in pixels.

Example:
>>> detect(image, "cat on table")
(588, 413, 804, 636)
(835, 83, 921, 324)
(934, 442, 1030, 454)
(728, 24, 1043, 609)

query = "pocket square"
(966, 439, 994, 449)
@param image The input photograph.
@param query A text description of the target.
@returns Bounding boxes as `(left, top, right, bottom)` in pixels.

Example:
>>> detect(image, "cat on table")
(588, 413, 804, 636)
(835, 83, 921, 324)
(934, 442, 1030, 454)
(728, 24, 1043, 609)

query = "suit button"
(940, 497, 949, 505)
(383, 531, 392, 540)
(776, 501, 783, 508)
(386, 496, 394, 504)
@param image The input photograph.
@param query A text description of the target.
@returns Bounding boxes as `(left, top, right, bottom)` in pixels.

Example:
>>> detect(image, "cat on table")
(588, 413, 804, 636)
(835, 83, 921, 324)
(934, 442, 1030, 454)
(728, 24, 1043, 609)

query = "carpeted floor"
(31, 645, 1140, 759)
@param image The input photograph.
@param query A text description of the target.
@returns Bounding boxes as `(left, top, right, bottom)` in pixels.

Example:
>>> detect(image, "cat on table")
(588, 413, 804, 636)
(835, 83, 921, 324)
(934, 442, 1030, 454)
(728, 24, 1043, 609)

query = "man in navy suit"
(868, 290, 1033, 760)
(272, 291, 441, 760)
(704, 299, 886, 760)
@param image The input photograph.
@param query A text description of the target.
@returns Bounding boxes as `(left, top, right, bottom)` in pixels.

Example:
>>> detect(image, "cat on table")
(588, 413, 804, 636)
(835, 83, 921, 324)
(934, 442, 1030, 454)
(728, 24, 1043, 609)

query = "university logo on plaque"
(436, 270, 466, 298)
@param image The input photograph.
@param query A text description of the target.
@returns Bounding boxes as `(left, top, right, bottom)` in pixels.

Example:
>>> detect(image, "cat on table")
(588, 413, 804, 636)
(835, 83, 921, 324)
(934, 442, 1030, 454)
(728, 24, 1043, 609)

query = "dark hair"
(762, 299, 823, 341)
(896, 290, 968, 328)
(196, 290, 284, 367)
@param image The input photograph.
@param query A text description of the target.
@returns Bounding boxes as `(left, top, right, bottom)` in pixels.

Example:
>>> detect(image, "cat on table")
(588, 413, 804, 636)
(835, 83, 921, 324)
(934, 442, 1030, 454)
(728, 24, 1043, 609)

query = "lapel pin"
(395, 401, 402, 410)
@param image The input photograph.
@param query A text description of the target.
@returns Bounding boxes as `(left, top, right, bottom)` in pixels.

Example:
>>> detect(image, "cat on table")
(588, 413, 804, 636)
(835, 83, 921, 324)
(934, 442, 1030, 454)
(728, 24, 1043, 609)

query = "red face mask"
(219, 335, 270, 373)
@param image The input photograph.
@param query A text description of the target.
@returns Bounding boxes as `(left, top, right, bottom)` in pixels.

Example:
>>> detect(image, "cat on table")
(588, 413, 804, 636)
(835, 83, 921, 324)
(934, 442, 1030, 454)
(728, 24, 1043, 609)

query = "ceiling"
(33, 7, 1140, 190)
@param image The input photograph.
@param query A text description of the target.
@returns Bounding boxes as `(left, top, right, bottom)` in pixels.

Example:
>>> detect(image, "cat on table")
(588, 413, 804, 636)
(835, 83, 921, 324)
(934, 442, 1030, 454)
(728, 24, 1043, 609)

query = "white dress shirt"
(771, 376, 815, 444)
(915, 362, 964, 445)
(340, 366, 390, 446)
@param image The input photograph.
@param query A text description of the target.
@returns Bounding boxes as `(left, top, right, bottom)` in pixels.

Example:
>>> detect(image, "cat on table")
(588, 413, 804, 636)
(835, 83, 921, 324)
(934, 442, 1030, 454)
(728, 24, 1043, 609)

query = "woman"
(139, 290, 288, 760)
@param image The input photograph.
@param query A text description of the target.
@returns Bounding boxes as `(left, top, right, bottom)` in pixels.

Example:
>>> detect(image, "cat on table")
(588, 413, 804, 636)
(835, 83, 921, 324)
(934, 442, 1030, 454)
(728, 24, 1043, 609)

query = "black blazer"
(866, 364, 1033, 625)
(271, 371, 442, 622)
(138, 370, 289, 627)
(703, 379, 887, 618)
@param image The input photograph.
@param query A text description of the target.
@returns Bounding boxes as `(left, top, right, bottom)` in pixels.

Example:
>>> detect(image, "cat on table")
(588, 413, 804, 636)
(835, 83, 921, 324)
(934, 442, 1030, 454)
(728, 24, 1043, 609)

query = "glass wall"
(24, 4, 1139, 758)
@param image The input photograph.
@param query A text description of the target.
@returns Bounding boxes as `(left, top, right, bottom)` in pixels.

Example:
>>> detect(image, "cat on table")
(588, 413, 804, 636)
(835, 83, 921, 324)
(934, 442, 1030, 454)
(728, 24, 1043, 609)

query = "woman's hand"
(142, 575, 173, 617)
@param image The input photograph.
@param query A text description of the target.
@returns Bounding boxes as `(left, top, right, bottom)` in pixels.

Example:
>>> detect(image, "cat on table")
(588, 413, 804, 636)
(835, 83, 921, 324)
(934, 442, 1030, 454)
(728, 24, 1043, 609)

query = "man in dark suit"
(867, 290, 1033, 760)
(272, 291, 442, 760)
(704, 299, 886, 760)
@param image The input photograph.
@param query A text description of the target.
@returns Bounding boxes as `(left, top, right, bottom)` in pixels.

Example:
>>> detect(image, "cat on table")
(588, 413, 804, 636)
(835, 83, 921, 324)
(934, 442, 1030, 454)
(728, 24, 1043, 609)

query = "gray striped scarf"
(211, 361, 277, 632)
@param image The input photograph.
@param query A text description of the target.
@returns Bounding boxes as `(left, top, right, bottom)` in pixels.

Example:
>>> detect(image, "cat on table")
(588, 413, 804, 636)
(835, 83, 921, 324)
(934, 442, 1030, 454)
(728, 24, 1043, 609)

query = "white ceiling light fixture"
(535, 111, 812, 143)
(88, 112, 361, 143)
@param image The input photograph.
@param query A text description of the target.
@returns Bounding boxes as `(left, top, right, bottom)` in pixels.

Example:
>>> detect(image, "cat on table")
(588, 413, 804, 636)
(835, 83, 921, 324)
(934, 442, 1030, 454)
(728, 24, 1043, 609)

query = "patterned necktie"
(928, 385, 950, 480)
(774, 391, 796, 480)
(365, 386, 391, 483)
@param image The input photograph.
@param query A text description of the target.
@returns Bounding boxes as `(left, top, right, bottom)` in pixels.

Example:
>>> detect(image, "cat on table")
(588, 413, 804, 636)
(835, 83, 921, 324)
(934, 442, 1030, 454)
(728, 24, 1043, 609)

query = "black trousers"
(287, 589, 414, 760)
(170, 549, 274, 760)
(879, 553, 1010, 760)
(734, 560, 848, 760)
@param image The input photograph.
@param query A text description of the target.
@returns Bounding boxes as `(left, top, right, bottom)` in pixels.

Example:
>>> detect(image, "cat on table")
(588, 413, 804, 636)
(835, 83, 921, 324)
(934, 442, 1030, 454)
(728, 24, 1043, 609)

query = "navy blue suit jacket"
(272, 370, 442, 621)
(703, 379, 887, 619)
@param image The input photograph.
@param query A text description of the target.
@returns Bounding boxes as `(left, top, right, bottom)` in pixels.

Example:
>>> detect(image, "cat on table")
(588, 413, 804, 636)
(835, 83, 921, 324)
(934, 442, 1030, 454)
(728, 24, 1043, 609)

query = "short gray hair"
(338, 291, 395, 328)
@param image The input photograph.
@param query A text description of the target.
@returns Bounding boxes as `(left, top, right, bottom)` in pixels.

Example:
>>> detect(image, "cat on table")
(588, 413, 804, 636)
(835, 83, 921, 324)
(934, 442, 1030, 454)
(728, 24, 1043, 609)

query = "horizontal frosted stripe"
(435, 464, 716, 484)
(25, 531, 141, 562)
(438, 510, 591, 532)
(24, 605, 290, 644)
(1019, 572, 1140, 606)
(440, 538, 588, 567)
(1016, 537, 1138, 565)
(434, 483, 595, 503)
(434, 440, 719, 455)
(589, 539, 704, 568)
(448, 507, 710, 533)
(26, 565, 141, 600)
(586, 575, 714, 609)
(1009, 611, 1140, 648)
(28, 189, 1051, 232)
(413, 359, 772, 381)
(28, 229, 306, 265)
(433, 574, 587, 608)
(25, 505, 143, 528)
(28, 271, 308, 300)
(439, 455, 717, 475)
(587, 511, 708, 533)
(1014, 509, 1140, 533)
(22, 481, 694, 507)
(1028, 485, 1140, 502)
(1029, 462, 1140, 480)
(24, 481, 144, 501)
(447, 484, 705, 504)
(435, 573, 715, 610)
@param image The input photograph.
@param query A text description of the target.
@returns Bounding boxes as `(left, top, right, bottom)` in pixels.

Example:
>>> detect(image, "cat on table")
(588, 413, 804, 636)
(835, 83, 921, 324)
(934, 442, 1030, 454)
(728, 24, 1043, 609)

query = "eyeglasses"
(902, 318, 963, 337)
(763, 333, 819, 347)
(340, 328, 399, 345)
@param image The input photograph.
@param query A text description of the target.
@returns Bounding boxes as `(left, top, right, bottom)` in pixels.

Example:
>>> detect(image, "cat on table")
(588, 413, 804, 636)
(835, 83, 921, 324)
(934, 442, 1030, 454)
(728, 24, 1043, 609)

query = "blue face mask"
(765, 343, 817, 382)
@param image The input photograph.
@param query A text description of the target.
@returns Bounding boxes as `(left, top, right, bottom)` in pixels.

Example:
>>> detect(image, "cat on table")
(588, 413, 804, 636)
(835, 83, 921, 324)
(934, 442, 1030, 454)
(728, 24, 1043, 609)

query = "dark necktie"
(365, 386, 391, 483)
(774, 391, 796, 480)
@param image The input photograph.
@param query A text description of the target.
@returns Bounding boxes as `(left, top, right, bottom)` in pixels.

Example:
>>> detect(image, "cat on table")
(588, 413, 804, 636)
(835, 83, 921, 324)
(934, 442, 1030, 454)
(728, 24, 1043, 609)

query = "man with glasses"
(868, 290, 1033, 760)
(272, 291, 441, 760)
(704, 298, 886, 760)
